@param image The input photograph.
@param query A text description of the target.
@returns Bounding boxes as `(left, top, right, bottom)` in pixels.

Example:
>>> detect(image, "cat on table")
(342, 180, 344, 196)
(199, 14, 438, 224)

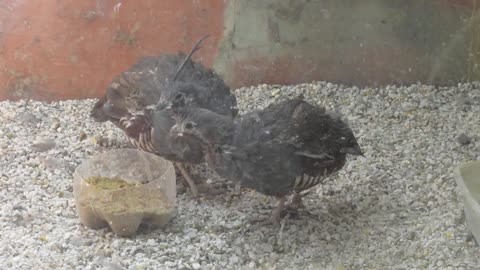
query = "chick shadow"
(238, 191, 387, 245)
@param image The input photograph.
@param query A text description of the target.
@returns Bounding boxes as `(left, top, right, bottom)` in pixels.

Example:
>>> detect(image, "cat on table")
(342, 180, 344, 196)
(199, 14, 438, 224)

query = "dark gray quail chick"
(133, 36, 238, 196)
(140, 45, 238, 195)
(90, 36, 215, 133)
(90, 41, 204, 195)
(90, 36, 237, 196)
(142, 70, 239, 196)
(169, 98, 363, 224)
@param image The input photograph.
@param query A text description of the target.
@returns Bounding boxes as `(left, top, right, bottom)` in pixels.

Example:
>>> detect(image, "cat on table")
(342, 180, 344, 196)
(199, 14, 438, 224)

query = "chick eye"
(174, 93, 184, 100)
(184, 122, 194, 130)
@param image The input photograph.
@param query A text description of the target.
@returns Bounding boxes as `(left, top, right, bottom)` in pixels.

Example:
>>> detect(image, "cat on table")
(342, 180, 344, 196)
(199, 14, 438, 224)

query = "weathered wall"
(0, 0, 225, 100)
(215, 0, 479, 88)
(0, 0, 479, 100)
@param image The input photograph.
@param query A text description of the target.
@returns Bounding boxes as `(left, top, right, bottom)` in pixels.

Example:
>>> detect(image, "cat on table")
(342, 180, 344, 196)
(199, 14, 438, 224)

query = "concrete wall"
(0, 0, 479, 100)
(215, 0, 477, 87)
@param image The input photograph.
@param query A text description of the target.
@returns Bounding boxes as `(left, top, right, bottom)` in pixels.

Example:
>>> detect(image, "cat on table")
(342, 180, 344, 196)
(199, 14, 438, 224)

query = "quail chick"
(169, 98, 364, 224)
(91, 35, 237, 196)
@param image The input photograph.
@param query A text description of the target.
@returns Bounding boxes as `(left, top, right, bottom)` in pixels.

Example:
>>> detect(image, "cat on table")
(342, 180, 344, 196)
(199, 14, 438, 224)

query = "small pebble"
(457, 133, 472, 145)
(31, 138, 56, 152)
(79, 131, 87, 141)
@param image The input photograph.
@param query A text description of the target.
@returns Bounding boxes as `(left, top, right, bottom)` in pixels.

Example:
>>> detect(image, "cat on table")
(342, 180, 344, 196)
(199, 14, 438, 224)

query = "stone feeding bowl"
(454, 160, 480, 245)
(73, 149, 176, 237)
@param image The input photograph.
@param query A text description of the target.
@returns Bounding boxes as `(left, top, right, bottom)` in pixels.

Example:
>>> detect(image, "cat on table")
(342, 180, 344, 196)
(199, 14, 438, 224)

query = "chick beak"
(170, 124, 184, 137)
(153, 97, 169, 110)
(103, 101, 113, 112)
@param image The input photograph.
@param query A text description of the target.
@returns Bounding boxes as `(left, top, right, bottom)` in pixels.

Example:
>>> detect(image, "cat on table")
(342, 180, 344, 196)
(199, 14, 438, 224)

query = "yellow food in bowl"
(84, 176, 140, 190)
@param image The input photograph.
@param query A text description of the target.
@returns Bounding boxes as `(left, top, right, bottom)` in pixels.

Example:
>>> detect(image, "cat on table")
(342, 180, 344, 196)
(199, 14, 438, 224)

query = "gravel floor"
(1, 82, 480, 270)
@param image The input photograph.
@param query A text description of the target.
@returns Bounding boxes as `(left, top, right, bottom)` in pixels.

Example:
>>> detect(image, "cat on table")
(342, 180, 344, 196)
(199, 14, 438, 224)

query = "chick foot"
(249, 196, 287, 226)
(175, 162, 199, 197)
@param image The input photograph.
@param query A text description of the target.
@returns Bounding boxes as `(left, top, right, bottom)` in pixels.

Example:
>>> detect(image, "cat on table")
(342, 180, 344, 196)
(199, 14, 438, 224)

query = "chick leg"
(230, 182, 242, 198)
(249, 196, 287, 226)
(270, 196, 287, 225)
(175, 162, 199, 197)
(287, 190, 314, 218)
(290, 191, 306, 209)
(225, 182, 242, 204)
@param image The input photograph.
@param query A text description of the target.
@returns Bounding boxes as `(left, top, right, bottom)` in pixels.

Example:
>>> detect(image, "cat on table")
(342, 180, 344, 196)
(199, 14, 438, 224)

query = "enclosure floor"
(1, 82, 479, 269)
